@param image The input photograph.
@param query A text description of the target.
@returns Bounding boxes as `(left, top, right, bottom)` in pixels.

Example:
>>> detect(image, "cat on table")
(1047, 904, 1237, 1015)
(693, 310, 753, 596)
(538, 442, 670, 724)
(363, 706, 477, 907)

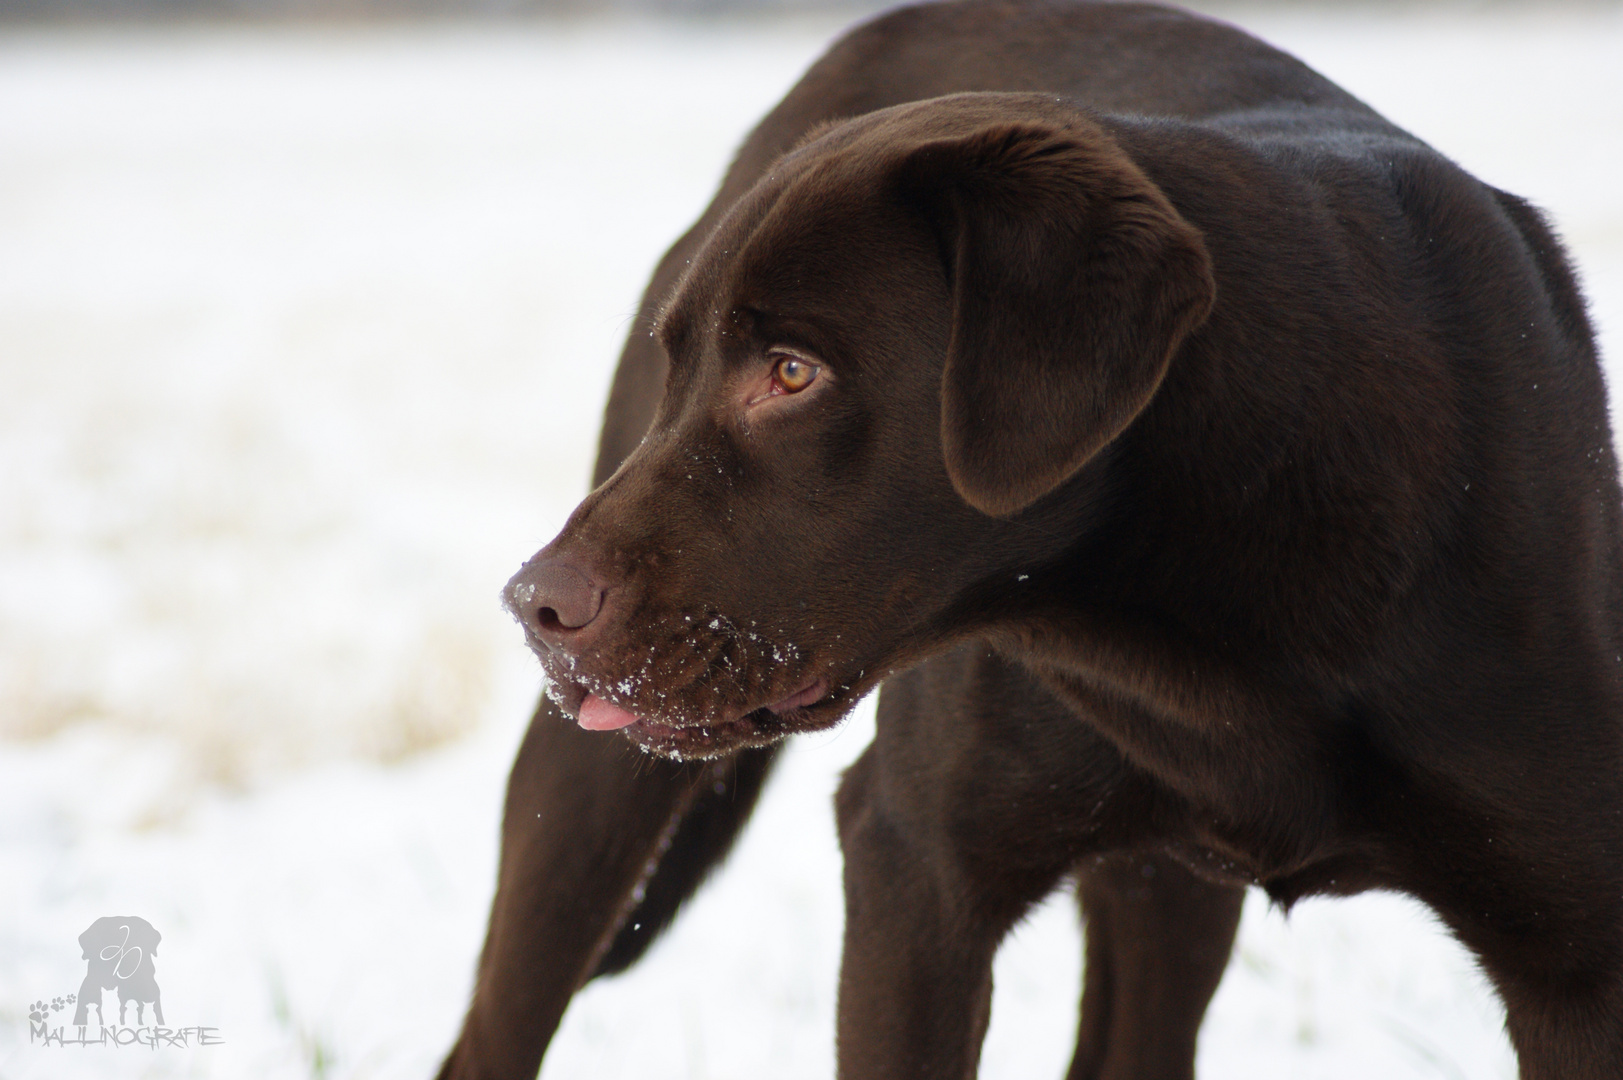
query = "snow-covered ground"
(1, 6, 1619, 1078)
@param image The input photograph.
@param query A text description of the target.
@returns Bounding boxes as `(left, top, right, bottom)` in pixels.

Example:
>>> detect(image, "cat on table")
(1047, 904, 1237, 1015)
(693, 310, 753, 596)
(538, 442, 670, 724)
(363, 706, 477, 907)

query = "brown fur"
(440, 3, 1623, 1077)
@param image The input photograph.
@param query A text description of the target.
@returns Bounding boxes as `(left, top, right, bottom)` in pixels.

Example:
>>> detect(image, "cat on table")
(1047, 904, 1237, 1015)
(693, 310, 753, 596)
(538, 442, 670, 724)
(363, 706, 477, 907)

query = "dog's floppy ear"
(894, 108, 1214, 516)
(130, 917, 160, 955)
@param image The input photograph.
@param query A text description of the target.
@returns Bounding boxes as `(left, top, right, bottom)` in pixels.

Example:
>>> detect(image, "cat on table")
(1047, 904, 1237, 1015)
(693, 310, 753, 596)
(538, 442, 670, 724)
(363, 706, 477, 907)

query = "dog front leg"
(1068, 851, 1243, 1080)
(437, 696, 769, 1080)
(834, 748, 1030, 1080)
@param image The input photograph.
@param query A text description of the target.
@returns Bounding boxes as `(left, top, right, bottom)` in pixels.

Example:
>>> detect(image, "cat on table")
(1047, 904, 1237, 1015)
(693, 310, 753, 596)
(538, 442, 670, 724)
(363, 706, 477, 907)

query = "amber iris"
(773, 354, 819, 393)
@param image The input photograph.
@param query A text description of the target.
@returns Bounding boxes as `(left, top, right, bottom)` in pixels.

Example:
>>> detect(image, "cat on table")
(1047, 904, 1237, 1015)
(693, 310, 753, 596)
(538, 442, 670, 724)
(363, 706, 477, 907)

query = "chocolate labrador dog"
(438, 2, 1622, 1077)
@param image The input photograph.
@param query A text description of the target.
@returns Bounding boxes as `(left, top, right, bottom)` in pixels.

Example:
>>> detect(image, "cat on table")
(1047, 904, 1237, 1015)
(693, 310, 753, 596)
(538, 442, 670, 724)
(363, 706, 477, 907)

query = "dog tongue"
(578, 694, 640, 731)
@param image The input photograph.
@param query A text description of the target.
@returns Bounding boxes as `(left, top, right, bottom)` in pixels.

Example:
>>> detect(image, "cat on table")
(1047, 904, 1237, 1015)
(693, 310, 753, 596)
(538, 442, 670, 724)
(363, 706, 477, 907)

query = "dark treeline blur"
(0, 0, 1602, 21)
(0, 0, 883, 14)
(0, 0, 886, 17)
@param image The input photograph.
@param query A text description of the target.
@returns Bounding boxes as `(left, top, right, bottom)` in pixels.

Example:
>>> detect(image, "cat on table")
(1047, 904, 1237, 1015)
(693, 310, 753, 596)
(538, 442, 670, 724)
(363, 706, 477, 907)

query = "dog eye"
(772, 354, 819, 394)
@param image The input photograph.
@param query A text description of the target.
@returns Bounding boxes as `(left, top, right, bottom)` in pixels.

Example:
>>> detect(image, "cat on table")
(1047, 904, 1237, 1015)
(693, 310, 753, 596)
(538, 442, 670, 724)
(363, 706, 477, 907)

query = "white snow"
(0, 7, 1619, 1079)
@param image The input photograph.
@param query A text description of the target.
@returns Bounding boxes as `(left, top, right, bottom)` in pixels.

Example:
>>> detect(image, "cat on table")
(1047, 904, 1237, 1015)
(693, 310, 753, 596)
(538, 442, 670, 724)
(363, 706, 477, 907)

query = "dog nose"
(505, 559, 605, 639)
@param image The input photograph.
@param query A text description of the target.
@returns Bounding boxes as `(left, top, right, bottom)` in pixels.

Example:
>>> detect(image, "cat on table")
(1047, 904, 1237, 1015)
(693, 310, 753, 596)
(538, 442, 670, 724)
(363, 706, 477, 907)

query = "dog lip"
(615, 676, 833, 733)
(633, 675, 829, 731)
(543, 673, 588, 716)
(767, 676, 829, 715)
(618, 678, 845, 759)
(546, 660, 833, 747)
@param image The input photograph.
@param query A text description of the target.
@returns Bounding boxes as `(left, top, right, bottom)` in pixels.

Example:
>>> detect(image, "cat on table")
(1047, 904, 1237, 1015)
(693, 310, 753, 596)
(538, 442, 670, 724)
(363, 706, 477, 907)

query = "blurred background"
(0, 0, 1618, 1077)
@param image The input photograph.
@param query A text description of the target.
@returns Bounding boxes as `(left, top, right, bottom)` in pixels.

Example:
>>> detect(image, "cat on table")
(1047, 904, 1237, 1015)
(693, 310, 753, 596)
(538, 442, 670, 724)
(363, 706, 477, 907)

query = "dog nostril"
(507, 559, 604, 636)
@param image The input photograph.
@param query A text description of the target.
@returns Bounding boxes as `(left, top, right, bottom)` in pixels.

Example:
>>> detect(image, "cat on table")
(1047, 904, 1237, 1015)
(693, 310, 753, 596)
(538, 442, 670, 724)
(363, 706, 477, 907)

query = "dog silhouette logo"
(71, 916, 162, 1027)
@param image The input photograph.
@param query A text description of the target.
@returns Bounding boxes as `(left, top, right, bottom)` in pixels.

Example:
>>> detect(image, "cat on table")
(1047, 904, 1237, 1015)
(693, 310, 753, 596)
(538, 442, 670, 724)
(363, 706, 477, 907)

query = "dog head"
(79, 916, 160, 982)
(507, 93, 1213, 758)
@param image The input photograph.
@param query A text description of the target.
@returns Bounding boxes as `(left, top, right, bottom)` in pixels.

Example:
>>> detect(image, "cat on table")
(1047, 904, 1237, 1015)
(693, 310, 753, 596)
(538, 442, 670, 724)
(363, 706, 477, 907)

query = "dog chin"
(538, 673, 828, 759)
(620, 708, 788, 759)
(622, 695, 851, 758)
(541, 657, 848, 757)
